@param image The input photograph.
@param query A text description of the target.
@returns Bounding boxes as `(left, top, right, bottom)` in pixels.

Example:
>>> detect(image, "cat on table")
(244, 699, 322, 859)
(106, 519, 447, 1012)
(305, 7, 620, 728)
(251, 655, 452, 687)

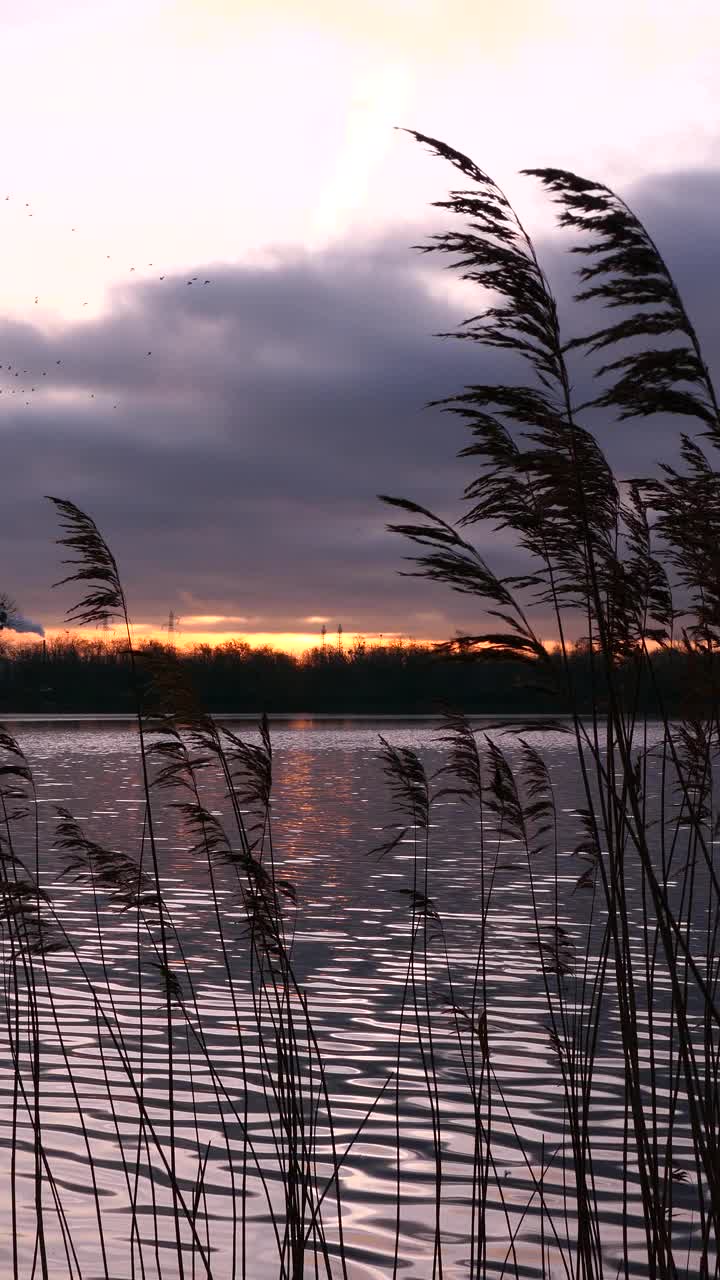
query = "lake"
(0, 716, 707, 1278)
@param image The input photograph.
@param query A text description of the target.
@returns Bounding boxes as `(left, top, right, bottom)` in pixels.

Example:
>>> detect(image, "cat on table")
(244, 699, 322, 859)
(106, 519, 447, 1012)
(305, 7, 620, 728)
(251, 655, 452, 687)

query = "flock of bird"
(1, 192, 214, 410)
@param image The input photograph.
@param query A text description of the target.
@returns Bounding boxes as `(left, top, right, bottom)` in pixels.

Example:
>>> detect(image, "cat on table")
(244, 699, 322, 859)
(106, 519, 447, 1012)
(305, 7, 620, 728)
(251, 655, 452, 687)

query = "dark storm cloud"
(2, 167, 719, 638)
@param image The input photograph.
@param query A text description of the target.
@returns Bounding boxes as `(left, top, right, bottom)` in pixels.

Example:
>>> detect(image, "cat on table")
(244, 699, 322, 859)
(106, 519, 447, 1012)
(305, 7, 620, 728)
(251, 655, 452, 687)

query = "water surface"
(0, 716, 703, 1278)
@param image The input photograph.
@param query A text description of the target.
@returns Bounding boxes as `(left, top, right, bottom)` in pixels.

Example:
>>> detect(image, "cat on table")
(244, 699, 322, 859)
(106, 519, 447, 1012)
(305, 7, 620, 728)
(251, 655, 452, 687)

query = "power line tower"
(162, 610, 181, 646)
(320, 623, 326, 651)
(336, 622, 343, 654)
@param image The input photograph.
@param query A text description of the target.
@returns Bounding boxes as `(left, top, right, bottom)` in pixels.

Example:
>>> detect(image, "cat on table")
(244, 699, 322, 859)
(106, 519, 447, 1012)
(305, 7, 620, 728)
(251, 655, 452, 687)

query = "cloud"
(1, 167, 719, 642)
(180, 615, 251, 628)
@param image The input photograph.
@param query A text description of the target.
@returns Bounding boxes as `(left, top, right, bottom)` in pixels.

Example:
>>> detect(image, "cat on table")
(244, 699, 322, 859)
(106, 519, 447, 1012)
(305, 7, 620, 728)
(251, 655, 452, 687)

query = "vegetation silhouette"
(0, 630, 697, 715)
(1, 129, 719, 1278)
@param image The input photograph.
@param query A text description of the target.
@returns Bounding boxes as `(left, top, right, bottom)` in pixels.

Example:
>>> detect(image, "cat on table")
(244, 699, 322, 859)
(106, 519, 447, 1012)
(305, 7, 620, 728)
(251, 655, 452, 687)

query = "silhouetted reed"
(0, 130, 718, 1278)
(380, 130, 720, 1278)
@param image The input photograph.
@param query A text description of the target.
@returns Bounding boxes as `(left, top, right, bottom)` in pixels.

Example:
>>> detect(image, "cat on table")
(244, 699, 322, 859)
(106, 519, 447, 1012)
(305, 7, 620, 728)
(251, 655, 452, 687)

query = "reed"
(0, 131, 717, 1277)
(381, 130, 720, 1277)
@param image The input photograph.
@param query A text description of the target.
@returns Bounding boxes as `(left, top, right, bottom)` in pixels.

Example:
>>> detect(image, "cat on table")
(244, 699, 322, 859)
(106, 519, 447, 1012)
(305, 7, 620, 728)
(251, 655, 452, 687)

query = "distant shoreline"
(3, 711, 457, 722)
(0, 636, 686, 718)
(2, 710, 632, 725)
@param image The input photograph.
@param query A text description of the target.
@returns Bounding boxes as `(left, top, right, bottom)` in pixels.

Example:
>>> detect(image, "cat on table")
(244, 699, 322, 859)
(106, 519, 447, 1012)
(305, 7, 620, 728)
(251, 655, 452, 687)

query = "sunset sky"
(3, 0, 719, 651)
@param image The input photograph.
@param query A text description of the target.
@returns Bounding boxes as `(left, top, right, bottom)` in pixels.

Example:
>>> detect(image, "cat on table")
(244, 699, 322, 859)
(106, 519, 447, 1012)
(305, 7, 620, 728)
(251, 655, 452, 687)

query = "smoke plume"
(14, 618, 45, 637)
(0, 604, 44, 634)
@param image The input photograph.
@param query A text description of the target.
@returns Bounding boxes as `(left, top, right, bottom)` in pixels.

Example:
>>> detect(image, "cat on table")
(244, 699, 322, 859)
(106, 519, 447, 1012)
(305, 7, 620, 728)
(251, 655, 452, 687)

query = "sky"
(2, 0, 719, 651)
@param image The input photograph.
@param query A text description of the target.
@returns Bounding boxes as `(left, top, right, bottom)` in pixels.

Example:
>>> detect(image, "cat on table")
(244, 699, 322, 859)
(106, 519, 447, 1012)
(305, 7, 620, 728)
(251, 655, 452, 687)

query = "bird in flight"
(0, 198, 220, 400)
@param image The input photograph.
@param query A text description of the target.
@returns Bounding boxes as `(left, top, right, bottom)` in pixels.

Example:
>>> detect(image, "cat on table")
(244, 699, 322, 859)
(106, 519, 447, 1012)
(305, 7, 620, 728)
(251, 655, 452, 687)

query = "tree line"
(0, 633, 691, 716)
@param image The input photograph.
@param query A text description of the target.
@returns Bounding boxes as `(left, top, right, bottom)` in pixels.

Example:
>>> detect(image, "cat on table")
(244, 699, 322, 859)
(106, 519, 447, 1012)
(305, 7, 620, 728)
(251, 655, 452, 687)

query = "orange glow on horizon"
(39, 626, 416, 657)
(14, 626, 579, 657)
